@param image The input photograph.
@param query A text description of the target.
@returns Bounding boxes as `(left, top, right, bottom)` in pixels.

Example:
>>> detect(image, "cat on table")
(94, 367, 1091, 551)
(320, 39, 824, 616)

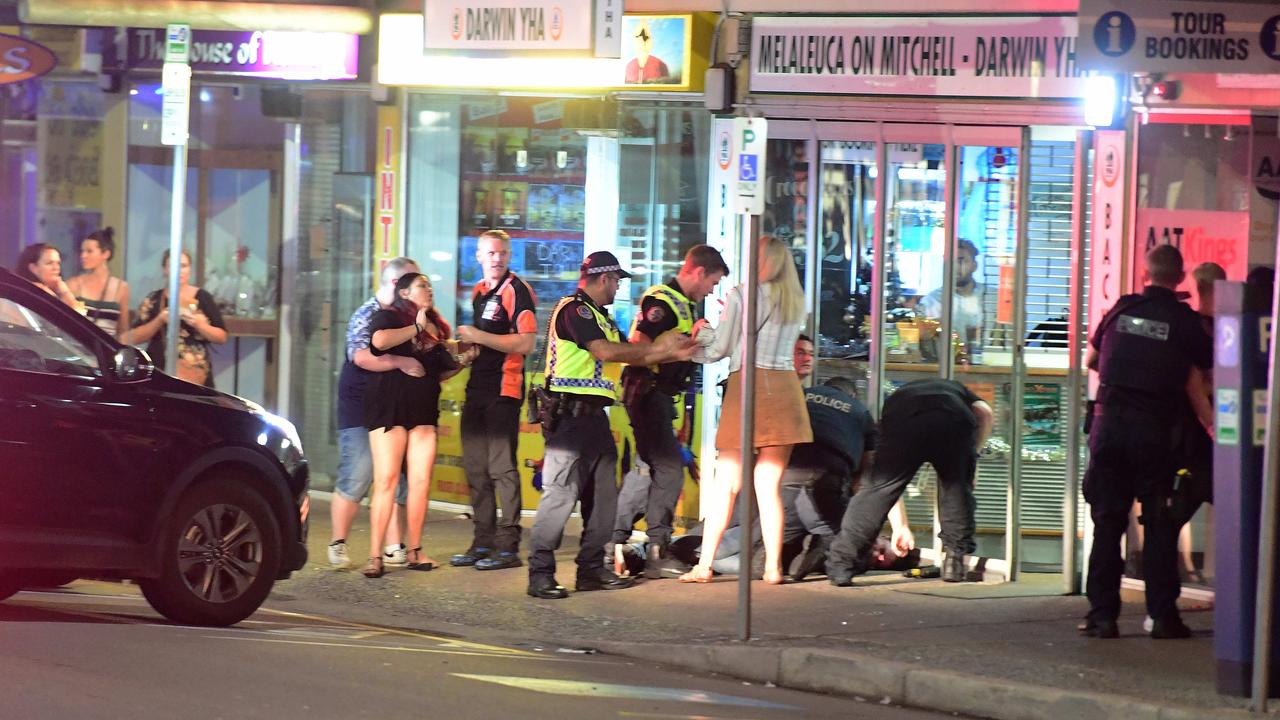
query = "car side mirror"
(112, 346, 153, 382)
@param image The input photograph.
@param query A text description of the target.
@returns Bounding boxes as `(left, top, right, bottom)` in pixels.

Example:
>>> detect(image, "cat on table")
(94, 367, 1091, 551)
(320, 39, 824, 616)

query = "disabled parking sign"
(732, 117, 767, 214)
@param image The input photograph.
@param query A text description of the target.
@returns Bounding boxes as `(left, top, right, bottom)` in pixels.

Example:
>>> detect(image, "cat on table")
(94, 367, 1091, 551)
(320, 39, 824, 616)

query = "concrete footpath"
(276, 495, 1262, 720)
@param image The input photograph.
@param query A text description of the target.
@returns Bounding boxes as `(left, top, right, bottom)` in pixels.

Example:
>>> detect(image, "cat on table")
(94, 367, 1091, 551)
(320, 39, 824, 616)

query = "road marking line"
(452, 674, 798, 710)
(256, 607, 535, 656)
(205, 635, 567, 661)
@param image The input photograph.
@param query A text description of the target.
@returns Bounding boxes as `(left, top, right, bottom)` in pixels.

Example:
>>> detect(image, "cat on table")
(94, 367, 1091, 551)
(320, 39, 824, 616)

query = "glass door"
(950, 128, 1027, 570)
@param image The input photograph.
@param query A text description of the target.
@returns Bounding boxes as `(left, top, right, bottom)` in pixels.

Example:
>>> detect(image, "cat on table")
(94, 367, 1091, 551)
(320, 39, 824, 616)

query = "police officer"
(1082, 245, 1212, 639)
(782, 373, 881, 582)
(527, 251, 695, 600)
(825, 378, 993, 587)
(613, 245, 728, 579)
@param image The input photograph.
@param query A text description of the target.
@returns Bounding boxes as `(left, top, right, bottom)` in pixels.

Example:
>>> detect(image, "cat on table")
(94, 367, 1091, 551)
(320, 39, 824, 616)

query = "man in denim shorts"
(328, 257, 421, 568)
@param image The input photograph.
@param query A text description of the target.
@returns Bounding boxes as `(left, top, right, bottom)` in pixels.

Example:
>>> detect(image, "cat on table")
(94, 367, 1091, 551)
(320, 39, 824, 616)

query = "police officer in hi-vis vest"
(613, 245, 728, 579)
(527, 251, 697, 600)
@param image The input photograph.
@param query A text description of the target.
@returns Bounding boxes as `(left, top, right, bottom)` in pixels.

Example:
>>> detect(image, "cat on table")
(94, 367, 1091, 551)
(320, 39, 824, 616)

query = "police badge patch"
(646, 306, 666, 323)
(576, 305, 593, 319)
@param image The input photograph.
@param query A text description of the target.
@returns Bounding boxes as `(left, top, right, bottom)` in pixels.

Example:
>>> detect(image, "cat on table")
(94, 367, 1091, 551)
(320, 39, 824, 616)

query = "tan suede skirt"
(715, 369, 813, 450)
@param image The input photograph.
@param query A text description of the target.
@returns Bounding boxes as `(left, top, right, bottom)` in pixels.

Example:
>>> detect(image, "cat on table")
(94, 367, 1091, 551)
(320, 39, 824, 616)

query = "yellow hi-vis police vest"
(545, 294, 623, 401)
(630, 284, 695, 374)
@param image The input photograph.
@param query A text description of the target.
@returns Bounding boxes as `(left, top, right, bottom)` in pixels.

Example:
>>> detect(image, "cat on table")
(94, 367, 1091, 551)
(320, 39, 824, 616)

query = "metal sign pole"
(1250, 224, 1280, 711)
(737, 211, 758, 643)
(165, 144, 187, 375)
(160, 24, 191, 376)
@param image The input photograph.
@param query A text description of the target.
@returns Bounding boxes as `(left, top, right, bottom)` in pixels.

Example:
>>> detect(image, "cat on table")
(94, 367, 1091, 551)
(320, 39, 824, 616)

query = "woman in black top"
(363, 272, 475, 577)
(128, 250, 227, 387)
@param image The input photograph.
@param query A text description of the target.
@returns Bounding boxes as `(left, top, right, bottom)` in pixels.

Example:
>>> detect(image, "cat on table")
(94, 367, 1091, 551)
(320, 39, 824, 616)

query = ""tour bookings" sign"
(1077, 0, 1280, 75)
(750, 15, 1090, 98)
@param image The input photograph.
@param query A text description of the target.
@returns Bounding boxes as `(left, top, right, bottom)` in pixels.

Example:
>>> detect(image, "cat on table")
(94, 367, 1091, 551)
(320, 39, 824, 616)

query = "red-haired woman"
(362, 272, 475, 578)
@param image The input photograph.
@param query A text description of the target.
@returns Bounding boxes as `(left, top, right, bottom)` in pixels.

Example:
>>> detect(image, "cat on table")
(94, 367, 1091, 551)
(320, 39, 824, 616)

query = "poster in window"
(622, 16, 687, 86)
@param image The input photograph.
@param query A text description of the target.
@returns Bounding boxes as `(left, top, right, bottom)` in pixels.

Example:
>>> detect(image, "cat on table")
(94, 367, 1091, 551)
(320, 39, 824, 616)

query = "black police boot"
(941, 552, 967, 583)
(1079, 618, 1119, 639)
(645, 542, 689, 580)
(576, 569, 635, 592)
(527, 576, 569, 600)
(1150, 616, 1192, 639)
(792, 535, 832, 583)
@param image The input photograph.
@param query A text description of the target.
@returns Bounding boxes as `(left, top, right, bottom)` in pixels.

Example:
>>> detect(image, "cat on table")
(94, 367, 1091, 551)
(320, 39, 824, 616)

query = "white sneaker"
(1143, 615, 1154, 633)
(384, 544, 408, 566)
(327, 540, 350, 568)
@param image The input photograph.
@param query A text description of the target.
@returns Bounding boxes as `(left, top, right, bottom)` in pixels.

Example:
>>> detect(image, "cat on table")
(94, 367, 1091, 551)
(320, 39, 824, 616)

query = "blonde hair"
(759, 236, 805, 324)
(1192, 261, 1226, 296)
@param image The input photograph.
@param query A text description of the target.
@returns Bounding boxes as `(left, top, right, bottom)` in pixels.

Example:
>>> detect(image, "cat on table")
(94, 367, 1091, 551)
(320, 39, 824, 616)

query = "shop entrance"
(760, 121, 1091, 584)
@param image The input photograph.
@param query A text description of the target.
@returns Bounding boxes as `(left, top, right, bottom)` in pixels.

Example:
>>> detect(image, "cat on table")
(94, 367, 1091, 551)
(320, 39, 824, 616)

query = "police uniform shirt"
(556, 289, 625, 352)
(468, 271, 537, 399)
(790, 385, 876, 475)
(1090, 286, 1212, 412)
(881, 379, 983, 431)
(633, 279, 694, 392)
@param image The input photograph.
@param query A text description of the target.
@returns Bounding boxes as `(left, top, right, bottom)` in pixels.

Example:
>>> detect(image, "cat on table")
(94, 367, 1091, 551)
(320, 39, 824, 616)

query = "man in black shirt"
(612, 245, 728, 579)
(1082, 245, 1213, 640)
(452, 230, 538, 571)
(826, 378, 993, 586)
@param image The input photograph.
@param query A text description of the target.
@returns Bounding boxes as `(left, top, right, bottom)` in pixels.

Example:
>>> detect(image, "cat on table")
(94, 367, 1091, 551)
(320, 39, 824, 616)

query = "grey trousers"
(527, 410, 618, 581)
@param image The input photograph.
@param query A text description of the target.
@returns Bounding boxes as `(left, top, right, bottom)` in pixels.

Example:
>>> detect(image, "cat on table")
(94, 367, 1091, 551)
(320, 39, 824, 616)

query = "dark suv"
(0, 268, 308, 626)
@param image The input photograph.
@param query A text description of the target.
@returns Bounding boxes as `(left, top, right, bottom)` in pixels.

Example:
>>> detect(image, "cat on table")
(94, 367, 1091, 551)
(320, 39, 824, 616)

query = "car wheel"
(140, 480, 282, 627)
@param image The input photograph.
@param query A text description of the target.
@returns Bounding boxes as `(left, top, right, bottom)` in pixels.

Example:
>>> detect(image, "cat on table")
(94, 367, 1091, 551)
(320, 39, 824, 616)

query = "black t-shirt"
(632, 279, 695, 392)
(881, 378, 982, 431)
(554, 290, 622, 350)
(467, 272, 537, 399)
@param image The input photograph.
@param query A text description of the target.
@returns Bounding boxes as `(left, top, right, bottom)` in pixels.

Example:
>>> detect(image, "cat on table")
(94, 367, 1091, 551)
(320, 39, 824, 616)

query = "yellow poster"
(372, 102, 403, 290)
(40, 117, 101, 209)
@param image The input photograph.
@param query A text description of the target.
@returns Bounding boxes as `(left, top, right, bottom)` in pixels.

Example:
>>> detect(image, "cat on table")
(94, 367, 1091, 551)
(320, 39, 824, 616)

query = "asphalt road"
(0, 585, 959, 720)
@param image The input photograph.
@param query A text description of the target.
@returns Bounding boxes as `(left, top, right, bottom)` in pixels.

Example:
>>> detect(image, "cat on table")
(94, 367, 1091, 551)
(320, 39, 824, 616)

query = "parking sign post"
(161, 23, 190, 376)
(731, 117, 767, 642)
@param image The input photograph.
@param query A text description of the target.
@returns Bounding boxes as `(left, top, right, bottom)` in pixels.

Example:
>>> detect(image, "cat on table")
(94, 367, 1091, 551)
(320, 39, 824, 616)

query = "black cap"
(580, 251, 633, 279)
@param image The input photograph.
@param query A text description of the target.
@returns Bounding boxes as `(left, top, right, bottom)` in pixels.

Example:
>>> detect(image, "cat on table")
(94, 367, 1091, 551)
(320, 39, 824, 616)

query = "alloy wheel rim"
(176, 504, 262, 603)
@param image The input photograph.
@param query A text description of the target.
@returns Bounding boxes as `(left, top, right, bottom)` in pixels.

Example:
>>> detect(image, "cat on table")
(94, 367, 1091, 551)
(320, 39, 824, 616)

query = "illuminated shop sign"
(379, 12, 704, 91)
(0, 32, 56, 84)
(127, 28, 359, 80)
(749, 15, 1090, 99)
(423, 0, 594, 52)
(1078, 0, 1280, 75)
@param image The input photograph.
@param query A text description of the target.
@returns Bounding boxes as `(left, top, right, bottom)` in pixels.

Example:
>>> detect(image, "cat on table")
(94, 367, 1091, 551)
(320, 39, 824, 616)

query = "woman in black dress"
(363, 272, 475, 578)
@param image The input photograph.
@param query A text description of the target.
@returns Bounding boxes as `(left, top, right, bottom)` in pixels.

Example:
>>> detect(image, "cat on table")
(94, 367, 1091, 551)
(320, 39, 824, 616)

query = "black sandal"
(407, 547, 435, 572)
(362, 556, 385, 578)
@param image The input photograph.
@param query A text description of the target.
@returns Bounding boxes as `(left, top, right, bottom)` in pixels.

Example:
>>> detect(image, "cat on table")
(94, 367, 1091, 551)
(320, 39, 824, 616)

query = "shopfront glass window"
(762, 139, 809, 292)
(814, 141, 875, 395)
(615, 105, 710, 333)
(126, 83, 284, 323)
(1138, 123, 1250, 212)
(883, 143, 946, 371)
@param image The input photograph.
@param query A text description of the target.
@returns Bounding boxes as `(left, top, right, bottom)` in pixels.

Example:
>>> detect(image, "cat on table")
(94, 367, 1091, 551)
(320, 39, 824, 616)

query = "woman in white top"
(680, 236, 812, 585)
(67, 228, 129, 340)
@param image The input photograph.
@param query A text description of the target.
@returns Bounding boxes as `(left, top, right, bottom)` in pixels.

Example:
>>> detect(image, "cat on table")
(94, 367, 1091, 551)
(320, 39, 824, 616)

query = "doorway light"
(1083, 73, 1121, 128)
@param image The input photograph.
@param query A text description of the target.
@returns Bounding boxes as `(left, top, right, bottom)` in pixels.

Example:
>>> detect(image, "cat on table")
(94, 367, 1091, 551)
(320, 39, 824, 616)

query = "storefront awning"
(18, 0, 373, 35)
